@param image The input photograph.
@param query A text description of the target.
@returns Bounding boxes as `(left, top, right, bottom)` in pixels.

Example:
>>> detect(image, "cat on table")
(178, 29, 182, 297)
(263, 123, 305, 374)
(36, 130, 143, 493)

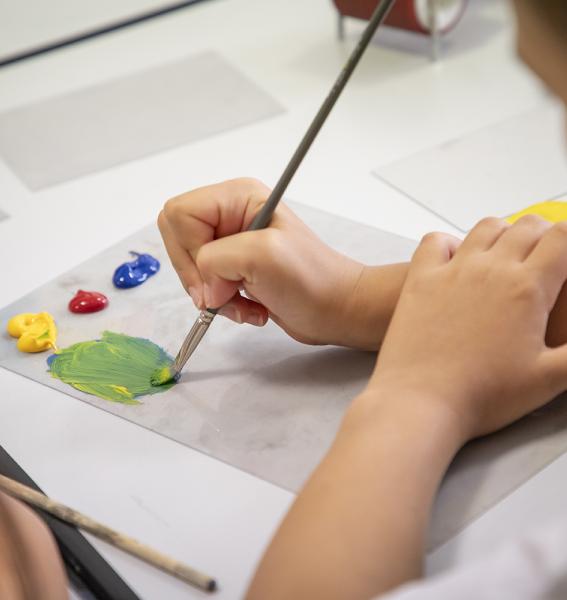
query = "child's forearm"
(246, 387, 465, 600)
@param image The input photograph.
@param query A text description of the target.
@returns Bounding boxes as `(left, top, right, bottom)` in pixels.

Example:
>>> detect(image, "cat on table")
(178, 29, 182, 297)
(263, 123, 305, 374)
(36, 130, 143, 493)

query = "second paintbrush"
(151, 0, 397, 387)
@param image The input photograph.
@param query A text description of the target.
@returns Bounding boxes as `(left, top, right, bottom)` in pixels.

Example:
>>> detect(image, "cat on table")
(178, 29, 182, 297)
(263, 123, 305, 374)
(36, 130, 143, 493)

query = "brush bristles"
(150, 365, 176, 387)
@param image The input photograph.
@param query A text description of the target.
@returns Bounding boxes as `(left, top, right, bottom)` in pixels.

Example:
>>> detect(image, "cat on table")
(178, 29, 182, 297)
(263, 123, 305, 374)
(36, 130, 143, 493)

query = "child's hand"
(368, 216, 567, 440)
(158, 178, 366, 345)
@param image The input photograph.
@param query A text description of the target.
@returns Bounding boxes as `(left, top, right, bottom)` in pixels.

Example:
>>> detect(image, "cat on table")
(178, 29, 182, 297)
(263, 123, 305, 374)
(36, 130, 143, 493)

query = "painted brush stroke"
(507, 201, 567, 224)
(48, 331, 175, 404)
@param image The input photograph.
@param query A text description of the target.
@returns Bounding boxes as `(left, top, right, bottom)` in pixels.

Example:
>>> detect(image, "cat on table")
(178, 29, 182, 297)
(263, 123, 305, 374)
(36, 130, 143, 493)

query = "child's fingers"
(411, 232, 461, 269)
(525, 222, 567, 302)
(196, 229, 286, 308)
(157, 211, 204, 305)
(455, 217, 508, 255)
(217, 293, 269, 327)
(491, 214, 551, 260)
(163, 178, 270, 258)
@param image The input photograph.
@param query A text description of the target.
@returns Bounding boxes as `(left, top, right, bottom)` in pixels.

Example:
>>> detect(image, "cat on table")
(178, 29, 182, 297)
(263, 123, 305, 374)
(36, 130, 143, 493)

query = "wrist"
(330, 264, 409, 350)
(343, 383, 469, 454)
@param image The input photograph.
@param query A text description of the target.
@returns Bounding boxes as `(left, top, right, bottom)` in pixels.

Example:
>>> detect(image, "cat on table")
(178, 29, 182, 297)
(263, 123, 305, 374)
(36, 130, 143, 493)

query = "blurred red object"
(333, 0, 467, 35)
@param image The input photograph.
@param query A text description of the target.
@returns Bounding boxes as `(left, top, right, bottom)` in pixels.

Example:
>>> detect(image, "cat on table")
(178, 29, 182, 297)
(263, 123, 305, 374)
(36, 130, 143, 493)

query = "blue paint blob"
(113, 252, 160, 289)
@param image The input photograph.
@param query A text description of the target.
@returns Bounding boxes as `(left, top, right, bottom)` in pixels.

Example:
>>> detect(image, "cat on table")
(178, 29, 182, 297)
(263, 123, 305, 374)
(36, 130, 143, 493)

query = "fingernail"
(248, 312, 265, 326)
(219, 306, 243, 324)
(188, 286, 202, 308)
(203, 284, 212, 308)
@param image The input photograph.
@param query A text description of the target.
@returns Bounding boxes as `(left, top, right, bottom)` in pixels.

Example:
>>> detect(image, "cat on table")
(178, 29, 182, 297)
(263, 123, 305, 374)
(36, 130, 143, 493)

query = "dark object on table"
(0, 0, 212, 68)
(0, 445, 140, 600)
(333, 0, 468, 60)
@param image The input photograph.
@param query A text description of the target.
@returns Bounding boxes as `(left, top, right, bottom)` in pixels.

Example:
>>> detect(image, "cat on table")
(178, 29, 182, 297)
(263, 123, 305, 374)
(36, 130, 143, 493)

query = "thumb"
(411, 232, 461, 270)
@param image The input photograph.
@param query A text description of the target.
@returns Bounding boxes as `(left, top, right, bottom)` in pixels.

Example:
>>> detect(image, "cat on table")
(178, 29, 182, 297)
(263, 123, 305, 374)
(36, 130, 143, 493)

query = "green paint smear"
(48, 331, 175, 404)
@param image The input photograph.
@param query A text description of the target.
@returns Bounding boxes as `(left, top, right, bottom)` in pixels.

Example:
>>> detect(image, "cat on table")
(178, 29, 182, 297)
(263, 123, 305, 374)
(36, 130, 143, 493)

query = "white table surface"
(1, 0, 566, 598)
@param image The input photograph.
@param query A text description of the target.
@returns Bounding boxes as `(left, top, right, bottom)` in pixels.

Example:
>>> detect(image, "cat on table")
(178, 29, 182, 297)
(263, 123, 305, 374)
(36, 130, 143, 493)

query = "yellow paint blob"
(506, 201, 567, 224)
(7, 312, 58, 353)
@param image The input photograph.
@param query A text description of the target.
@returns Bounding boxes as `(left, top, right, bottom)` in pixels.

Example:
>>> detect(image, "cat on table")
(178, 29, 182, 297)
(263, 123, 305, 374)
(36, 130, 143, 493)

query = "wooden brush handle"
(0, 474, 216, 592)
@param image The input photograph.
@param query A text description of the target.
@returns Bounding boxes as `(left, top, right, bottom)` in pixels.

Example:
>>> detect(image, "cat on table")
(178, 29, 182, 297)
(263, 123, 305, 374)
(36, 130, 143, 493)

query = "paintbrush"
(0, 473, 217, 592)
(0, 443, 140, 599)
(151, 0, 397, 387)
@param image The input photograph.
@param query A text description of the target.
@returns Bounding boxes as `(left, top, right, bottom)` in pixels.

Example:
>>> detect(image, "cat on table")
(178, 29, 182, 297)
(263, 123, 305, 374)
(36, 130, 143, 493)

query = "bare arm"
(247, 392, 462, 600)
(247, 217, 567, 600)
(0, 492, 67, 599)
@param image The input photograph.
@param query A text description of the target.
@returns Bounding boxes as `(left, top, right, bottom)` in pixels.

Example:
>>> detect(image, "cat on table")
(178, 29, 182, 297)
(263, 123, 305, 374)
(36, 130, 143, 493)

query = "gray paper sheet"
(374, 103, 567, 232)
(1, 203, 566, 549)
(0, 209, 8, 222)
(0, 51, 284, 190)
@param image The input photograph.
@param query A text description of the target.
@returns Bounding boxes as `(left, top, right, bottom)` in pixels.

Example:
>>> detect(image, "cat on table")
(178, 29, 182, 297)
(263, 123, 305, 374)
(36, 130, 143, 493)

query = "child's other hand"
(158, 178, 364, 345)
(367, 216, 567, 440)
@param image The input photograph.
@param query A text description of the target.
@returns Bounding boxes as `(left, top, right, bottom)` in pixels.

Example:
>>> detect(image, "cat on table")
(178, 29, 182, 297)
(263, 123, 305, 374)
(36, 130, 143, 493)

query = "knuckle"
(509, 270, 542, 303)
(162, 196, 184, 223)
(476, 217, 508, 232)
(521, 281, 543, 303)
(237, 177, 270, 194)
(551, 221, 567, 237)
(516, 214, 545, 225)
(476, 216, 504, 229)
(420, 231, 444, 246)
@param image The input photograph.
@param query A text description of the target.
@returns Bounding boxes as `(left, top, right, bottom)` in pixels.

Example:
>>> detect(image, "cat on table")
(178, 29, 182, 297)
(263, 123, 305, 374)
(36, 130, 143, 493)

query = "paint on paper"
(7, 312, 57, 353)
(47, 331, 175, 404)
(68, 290, 109, 314)
(507, 201, 567, 224)
(113, 252, 160, 289)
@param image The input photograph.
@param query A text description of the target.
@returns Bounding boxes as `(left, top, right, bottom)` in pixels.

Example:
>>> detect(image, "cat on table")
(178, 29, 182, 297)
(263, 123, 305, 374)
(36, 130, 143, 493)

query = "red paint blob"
(69, 290, 109, 314)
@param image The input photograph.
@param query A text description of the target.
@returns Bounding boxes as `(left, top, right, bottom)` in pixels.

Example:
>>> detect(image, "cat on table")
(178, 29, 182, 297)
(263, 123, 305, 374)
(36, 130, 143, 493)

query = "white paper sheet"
(374, 102, 567, 231)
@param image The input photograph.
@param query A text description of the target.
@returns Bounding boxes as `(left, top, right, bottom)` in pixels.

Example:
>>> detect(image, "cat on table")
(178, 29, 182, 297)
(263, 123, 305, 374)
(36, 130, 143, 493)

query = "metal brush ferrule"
(172, 310, 216, 374)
